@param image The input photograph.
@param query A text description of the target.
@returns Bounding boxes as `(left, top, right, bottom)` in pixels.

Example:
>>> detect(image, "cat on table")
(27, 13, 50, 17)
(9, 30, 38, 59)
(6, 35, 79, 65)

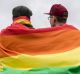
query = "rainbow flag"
(0, 24, 80, 74)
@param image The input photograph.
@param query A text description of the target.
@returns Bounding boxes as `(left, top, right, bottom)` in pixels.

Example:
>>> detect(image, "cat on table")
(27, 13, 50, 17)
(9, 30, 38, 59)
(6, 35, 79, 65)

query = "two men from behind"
(1, 4, 77, 34)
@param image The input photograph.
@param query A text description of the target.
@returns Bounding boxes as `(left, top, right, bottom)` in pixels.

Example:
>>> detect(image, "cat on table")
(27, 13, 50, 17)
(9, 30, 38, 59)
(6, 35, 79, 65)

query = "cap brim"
(44, 13, 50, 15)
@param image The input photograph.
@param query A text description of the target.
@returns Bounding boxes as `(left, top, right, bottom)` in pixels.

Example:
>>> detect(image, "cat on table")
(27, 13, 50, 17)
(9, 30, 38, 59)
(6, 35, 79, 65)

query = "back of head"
(46, 4, 68, 23)
(12, 6, 32, 20)
(12, 6, 33, 28)
(51, 4, 68, 23)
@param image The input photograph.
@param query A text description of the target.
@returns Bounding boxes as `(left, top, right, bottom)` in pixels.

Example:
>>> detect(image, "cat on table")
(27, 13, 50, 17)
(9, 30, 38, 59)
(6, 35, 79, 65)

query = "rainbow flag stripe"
(0, 24, 80, 74)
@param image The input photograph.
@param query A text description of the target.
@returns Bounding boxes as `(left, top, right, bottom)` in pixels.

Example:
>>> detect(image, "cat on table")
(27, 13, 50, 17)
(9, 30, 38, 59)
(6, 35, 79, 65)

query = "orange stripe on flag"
(1, 30, 80, 56)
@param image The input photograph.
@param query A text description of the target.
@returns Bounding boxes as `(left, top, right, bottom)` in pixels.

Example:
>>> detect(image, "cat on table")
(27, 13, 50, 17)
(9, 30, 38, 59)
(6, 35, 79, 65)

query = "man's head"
(46, 4, 68, 27)
(12, 6, 32, 20)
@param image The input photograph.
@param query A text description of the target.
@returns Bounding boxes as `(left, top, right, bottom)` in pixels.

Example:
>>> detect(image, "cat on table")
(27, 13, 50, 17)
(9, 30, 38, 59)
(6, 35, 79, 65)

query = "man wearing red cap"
(46, 4, 77, 30)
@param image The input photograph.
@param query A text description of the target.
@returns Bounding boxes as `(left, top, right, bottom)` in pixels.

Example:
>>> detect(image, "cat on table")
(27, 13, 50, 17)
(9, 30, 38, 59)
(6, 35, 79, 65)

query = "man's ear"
(54, 16, 57, 23)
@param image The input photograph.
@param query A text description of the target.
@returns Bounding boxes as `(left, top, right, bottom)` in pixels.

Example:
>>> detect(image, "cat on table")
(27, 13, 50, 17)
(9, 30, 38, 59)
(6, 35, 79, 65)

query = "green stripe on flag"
(0, 66, 80, 74)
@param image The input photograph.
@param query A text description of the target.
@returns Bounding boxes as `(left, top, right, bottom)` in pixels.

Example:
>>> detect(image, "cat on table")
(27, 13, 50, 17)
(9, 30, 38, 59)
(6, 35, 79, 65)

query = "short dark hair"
(56, 16, 67, 23)
(56, 11, 68, 23)
(12, 6, 32, 19)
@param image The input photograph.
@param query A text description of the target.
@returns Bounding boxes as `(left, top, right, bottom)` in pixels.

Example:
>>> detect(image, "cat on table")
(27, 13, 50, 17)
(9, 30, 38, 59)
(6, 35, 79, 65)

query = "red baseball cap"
(45, 4, 68, 17)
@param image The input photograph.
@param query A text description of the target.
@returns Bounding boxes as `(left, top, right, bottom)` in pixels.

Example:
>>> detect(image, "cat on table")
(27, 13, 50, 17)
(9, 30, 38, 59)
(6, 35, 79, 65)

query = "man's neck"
(55, 22, 65, 27)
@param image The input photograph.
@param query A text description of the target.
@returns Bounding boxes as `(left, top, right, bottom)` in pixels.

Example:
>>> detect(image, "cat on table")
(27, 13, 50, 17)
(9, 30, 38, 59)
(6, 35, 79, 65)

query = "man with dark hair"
(0, 5, 34, 35)
(46, 4, 77, 29)
(12, 6, 33, 28)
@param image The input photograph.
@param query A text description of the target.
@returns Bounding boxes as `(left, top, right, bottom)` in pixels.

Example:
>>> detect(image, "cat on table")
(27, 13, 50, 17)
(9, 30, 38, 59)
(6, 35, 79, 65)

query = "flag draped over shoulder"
(0, 23, 80, 74)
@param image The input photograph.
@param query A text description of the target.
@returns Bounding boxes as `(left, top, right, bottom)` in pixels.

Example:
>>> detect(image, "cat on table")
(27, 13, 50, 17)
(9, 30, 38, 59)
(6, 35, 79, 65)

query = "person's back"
(0, 4, 80, 74)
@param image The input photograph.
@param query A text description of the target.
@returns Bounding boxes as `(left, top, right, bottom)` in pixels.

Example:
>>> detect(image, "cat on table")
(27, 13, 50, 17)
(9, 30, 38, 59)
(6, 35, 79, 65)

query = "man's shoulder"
(0, 23, 31, 35)
(63, 24, 78, 30)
